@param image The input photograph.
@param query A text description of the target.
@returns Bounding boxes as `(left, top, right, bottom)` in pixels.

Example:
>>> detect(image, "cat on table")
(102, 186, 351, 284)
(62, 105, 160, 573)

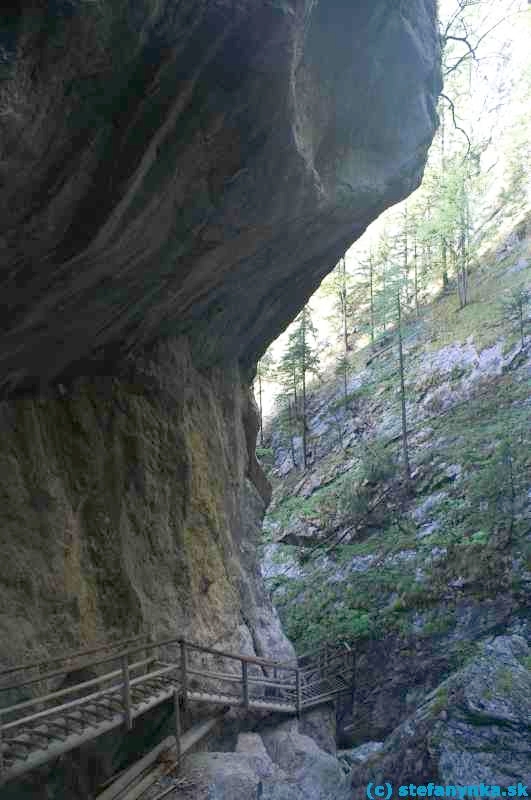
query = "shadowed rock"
(0, 0, 441, 392)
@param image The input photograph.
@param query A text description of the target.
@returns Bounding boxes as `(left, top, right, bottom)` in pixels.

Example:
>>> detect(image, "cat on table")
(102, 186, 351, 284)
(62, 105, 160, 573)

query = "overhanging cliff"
(0, 0, 440, 392)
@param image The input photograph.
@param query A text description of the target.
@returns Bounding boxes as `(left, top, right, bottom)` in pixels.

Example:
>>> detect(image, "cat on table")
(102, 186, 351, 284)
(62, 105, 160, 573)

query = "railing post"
(0, 710, 4, 778)
(295, 669, 301, 717)
(180, 640, 188, 714)
(242, 661, 249, 710)
(173, 689, 182, 766)
(121, 655, 133, 731)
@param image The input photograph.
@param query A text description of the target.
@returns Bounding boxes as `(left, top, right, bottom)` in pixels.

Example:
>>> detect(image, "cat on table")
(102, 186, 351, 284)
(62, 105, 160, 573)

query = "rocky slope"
(350, 635, 531, 791)
(262, 220, 531, 757)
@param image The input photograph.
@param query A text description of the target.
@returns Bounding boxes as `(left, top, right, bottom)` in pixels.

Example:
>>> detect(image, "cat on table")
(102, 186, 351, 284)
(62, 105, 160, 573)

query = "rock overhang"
(0, 0, 441, 392)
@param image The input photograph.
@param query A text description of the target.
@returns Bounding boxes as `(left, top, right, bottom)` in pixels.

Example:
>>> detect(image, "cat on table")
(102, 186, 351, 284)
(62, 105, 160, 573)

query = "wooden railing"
(0, 635, 354, 785)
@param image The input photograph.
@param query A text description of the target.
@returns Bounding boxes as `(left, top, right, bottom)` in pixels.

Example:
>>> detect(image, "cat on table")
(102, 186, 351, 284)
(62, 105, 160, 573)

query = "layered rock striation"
(0, 0, 440, 391)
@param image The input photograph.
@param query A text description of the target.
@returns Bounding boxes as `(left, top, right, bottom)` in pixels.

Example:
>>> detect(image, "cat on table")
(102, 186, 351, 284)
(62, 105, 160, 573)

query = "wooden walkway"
(0, 635, 354, 786)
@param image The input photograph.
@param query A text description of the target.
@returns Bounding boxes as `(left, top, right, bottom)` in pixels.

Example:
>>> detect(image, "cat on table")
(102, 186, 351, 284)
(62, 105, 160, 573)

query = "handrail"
(180, 639, 299, 672)
(0, 658, 155, 720)
(0, 635, 148, 679)
(1, 647, 154, 694)
(1, 635, 298, 696)
(0, 636, 355, 786)
(1, 663, 180, 733)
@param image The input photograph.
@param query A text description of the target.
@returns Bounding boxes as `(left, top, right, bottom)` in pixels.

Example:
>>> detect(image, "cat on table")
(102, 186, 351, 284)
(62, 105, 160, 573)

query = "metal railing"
(0, 635, 354, 785)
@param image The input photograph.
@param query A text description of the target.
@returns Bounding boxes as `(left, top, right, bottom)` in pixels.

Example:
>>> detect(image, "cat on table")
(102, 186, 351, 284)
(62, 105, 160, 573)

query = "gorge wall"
(0, 0, 440, 668)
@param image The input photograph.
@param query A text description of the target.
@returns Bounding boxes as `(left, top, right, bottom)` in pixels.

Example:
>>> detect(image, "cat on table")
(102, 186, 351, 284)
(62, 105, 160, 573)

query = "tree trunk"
(341, 256, 349, 354)
(301, 314, 308, 470)
(288, 398, 297, 468)
(441, 237, 449, 290)
(403, 205, 410, 308)
(413, 236, 419, 317)
(258, 371, 264, 447)
(369, 252, 375, 347)
(343, 358, 348, 408)
(397, 292, 411, 487)
(382, 261, 387, 332)
(440, 107, 449, 292)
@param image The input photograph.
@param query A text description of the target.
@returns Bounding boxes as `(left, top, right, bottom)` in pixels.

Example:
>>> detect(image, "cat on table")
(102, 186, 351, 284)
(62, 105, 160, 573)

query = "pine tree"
(321, 256, 356, 405)
(502, 288, 530, 348)
(277, 306, 320, 469)
(371, 224, 413, 486)
(255, 351, 275, 447)
(351, 249, 376, 348)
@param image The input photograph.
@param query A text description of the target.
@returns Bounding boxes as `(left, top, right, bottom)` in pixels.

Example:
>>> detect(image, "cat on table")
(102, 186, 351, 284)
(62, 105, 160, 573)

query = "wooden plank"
(96, 736, 176, 800)
(150, 782, 181, 800)
(41, 720, 71, 736)
(242, 662, 249, 710)
(121, 657, 132, 731)
(120, 764, 166, 800)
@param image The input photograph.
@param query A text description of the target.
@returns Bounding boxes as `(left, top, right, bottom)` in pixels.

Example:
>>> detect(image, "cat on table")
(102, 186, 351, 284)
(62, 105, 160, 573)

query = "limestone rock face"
(350, 636, 531, 790)
(0, 339, 292, 665)
(0, 0, 440, 392)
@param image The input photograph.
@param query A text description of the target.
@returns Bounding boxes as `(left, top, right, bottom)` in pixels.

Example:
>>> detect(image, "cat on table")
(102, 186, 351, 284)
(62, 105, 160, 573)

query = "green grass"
(425, 237, 531, 352)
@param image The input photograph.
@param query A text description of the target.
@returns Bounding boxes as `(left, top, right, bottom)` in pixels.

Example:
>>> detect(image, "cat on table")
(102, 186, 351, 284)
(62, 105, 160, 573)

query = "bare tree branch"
(439, 93, 472, 157)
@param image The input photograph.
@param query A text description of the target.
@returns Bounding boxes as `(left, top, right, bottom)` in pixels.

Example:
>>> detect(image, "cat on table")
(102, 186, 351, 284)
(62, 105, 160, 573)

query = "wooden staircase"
(0, 635, 355, 787)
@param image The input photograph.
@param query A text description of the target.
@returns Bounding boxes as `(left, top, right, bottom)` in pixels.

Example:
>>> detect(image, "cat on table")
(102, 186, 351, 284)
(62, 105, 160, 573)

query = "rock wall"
(350, 636, 531, 790)
(0, 338, 292, 666)
(0, 0, 440, 392)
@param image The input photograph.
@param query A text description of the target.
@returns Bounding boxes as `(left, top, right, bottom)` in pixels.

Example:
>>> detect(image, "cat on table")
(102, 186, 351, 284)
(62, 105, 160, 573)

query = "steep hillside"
(262, 217, 531, 745)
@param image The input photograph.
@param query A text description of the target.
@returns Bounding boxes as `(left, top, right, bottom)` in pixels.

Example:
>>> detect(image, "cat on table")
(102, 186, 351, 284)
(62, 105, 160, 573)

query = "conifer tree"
(321, 256, 355, 405)
(255, 350, 275, 447)
(277, 306, 320, 469)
